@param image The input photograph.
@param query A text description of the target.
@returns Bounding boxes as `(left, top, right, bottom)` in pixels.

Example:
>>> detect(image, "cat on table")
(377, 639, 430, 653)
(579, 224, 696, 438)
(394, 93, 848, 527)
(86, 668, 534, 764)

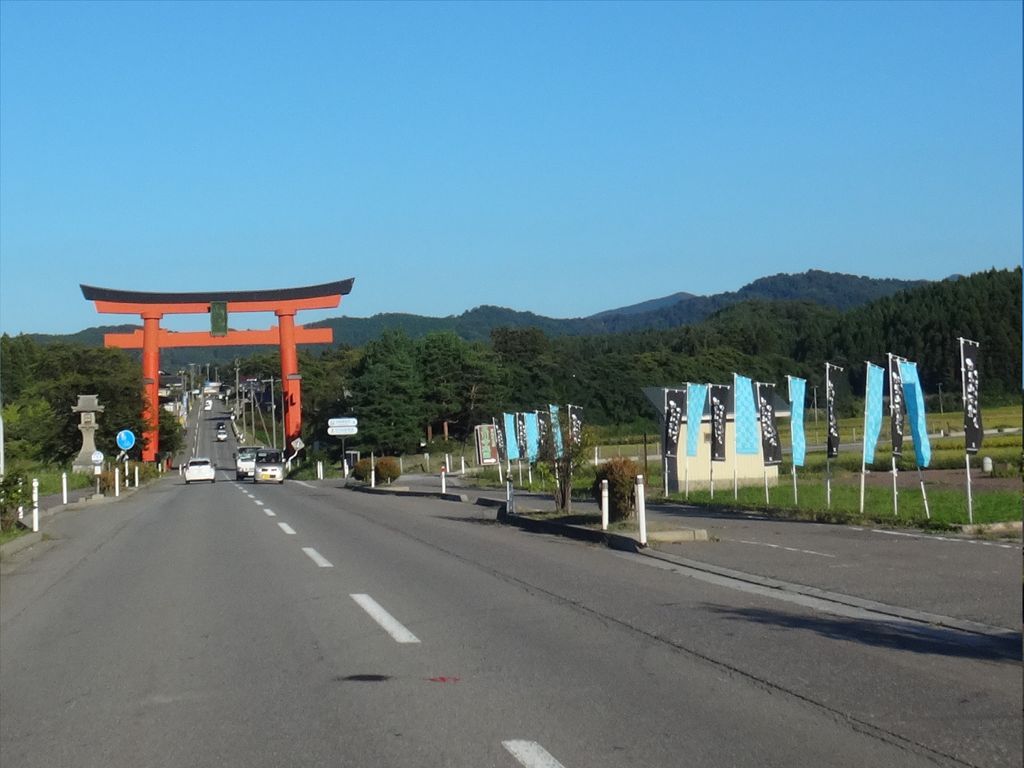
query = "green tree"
(352, 330, 425, 453)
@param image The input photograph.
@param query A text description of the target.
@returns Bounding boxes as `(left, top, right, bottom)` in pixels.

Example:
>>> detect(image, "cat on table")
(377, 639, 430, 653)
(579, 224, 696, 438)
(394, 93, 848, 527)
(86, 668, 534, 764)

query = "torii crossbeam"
(81, 279, 354, 461)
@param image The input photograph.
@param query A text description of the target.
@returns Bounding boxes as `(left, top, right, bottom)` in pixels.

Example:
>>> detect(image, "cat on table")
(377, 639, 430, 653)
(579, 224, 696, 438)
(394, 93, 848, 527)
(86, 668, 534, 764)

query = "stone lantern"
(72, 394, 105, 473)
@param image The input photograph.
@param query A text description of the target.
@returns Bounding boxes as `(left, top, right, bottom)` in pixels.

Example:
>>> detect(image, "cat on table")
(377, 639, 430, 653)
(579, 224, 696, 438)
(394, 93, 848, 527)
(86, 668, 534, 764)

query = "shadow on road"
(703, 604, 1023, 663)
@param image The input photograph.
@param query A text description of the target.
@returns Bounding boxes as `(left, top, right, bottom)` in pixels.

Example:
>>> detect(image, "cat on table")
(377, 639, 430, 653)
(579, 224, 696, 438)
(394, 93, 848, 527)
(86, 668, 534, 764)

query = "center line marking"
(303, 548, 333, 568)
(502, 740, 567, 768)
(264, 509, 276, 517)
(253, 500, 264, 506)
(277, 522, 296, 535)
(350, 594, 420, 643)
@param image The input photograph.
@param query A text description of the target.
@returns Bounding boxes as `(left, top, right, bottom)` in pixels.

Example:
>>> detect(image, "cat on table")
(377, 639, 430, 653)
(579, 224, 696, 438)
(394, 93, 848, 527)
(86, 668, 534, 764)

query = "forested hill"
(312, 270, 927, 345)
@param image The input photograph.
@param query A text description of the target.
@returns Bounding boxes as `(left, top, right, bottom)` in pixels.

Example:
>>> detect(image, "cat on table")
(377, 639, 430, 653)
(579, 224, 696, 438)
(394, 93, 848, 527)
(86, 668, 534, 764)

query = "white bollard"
(18, 479, 23, 519)
(460, 456, 465, 475)
(343, 459, 349, 479)
(445, 453, 451, 473)
(506, 478, 515, 515)
(399, 456, 404, 474)
(32, 478, 39, 532)
(317, 460, 323, 480)
(62, 472, 68, 505)
(370, 466, 376, 488)
(134, 465, 139, 488)
(441, 468, 447, 494)
(636, 475, 647, 546)
(114, 468, 120, 498)
(601, 479, 609, 531)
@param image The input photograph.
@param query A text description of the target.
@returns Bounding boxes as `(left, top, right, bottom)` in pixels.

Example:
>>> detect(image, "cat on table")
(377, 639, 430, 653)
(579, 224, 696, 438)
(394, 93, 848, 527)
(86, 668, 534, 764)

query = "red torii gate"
(81, 279, 354, 462)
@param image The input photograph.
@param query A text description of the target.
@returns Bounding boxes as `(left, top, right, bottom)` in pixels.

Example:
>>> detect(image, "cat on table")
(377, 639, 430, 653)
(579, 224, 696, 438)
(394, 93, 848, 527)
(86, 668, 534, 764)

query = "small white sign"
(328, 417, 358, 428)
(291, 437, 305, 451)
(91, 450, 104, 465)
(327, 425, 358, 436)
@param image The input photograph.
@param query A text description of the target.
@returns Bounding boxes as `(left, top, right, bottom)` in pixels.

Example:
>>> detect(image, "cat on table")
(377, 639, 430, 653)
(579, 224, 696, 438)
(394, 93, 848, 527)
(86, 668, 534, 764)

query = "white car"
(204, 399, 213, 411)
(184, 458, 217, 484)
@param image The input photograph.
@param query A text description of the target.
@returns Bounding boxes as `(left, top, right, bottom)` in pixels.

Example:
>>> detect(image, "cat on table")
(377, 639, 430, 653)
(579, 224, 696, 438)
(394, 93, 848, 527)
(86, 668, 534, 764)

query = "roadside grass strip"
(502, 740, 567, 768)
(264, 509, 276, 517)
(277, 522, 296, 535)
(302, 548, 334, 568)
(350, 594, 420, 644)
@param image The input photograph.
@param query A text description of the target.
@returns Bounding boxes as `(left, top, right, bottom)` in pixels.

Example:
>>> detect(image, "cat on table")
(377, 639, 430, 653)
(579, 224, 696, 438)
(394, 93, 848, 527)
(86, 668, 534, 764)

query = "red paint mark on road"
(426, 676, 460, 683)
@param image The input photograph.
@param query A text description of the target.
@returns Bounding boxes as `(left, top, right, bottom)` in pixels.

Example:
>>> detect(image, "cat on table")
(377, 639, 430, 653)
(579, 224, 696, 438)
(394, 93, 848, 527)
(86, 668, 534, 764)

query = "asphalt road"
(2, 409, 1021, 767)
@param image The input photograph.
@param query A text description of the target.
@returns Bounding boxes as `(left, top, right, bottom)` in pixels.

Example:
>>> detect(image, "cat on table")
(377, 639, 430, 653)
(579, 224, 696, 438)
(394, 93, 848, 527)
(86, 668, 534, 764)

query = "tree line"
(2, 268, 1019, 464)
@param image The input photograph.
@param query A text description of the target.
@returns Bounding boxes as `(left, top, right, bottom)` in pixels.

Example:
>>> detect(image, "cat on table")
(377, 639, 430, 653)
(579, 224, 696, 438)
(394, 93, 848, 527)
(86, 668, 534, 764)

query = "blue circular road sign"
(116, 429, 136, 451)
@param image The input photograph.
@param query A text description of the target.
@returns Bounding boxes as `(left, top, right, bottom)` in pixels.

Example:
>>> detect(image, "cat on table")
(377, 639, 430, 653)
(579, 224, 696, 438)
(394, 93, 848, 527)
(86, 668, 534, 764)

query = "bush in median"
(592, 457, 641, 522)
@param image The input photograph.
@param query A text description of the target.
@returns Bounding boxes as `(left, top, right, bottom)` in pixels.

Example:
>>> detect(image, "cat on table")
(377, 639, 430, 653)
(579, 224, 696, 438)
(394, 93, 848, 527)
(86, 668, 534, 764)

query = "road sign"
(327, 425, 358, 436)
(91, 450, 104, 465)
(116, 429, 136, 451)
(328, 417, 358, 428)
(291, 437, 305, 451)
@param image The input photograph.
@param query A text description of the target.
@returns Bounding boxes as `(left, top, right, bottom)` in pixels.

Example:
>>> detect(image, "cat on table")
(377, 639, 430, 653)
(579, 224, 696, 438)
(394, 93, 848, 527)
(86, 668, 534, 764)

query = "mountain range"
(25, 270, 929, 362)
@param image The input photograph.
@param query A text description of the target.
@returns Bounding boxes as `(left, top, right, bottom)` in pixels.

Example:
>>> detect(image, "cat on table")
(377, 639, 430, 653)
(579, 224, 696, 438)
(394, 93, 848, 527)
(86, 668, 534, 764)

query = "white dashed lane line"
(726, 539, 836, 558)
(502, 740, 567, 768)
(253, 500, 264, 506)
(350, 594, 420, 644)
(277, 522, 296, 535)
(302, 548, 333, 568)
(264, 509, 276, 517)
(871, 528, 1020, 549)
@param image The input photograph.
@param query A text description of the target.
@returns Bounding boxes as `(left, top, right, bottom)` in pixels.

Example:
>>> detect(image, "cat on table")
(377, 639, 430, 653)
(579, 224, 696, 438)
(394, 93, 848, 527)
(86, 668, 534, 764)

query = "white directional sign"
(327, 425, 358, 436)
(328, 417, 358, 428)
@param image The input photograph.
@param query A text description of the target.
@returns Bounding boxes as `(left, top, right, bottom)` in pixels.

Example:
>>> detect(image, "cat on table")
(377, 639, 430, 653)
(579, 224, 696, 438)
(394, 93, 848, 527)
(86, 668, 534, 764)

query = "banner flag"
(862, 363, 885, 464)
(709, 384, 730, 462)
(686, 383, 708, 457)
(549, 404, 564, 459)
(888, 354, 905, 457)
(515, 412, 528, 457)
(537, 409, 551, 456)
(960, 339, 983, 454)
(826, 363, 841, 459)
(503, 413, 520, 461)
(898, 360, 931, 468)
(524, 412, 540, 462)
(757, 383, 783, 466)
(733, 374, 760, 455)
(664, 388, 686, 458)
(493, 418, 507, 463)
(787, 376, 807, 467)
(567, 405, 584, 447)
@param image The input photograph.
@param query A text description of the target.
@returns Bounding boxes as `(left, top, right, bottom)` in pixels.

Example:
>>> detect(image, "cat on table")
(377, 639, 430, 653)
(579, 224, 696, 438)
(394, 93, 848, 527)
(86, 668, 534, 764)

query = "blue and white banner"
(862, 363, 885, 464)
(549, 404, 564, 459)
(503, 413, 520, 461)
(898, 360, 931, 468)
(567, 405, 584, 447)
(524, 412, 540, 462)
(788, 376, 806, 468)
(686, 383, 708, 457)
(733, 374, 759, 455)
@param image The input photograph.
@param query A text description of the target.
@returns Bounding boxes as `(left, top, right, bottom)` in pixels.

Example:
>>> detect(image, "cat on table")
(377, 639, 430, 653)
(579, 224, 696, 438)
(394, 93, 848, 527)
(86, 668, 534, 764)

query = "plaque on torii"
(81, 279, 354, 462)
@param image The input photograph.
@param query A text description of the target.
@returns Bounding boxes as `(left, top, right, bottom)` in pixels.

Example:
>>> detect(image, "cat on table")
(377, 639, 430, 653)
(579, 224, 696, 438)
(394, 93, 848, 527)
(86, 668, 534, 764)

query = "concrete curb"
(0, 531, 44, 559)
(497, 508, 645, 553)
(348, 484, 469, 504)
(636, 547, 1020, 640)
(957, 521, 1022, 537)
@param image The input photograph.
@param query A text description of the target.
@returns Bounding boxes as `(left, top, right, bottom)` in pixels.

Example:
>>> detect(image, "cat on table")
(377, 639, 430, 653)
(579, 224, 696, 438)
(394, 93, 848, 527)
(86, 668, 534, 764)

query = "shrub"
(592, 457, 641, 522)
(376, 457, 401, 483)
(352, 458, 373, 481)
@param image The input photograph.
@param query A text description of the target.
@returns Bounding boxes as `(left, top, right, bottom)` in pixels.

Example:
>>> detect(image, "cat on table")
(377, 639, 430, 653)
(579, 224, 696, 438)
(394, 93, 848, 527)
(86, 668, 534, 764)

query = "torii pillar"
(82, 280, 354, 462)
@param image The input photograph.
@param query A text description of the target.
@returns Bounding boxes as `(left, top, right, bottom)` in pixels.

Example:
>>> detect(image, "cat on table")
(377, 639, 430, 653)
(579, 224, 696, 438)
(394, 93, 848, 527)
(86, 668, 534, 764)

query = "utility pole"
(937, 383, 945, 415)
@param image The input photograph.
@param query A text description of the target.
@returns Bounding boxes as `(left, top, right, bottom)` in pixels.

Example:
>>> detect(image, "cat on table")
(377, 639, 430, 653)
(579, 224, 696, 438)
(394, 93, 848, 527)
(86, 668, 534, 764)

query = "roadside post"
(62, 472, 68, 505)
(134, 465, 139, 488)
(636, 475, 647, 546)
(506, 478, 515, 515)
(32, 478, 39, 532)
(370, 452, 376, 488)
(92, 450, 104, 495)
(600, 479, 609, 531)
(441, 466, 447, 494)
(114, 468, 120, 498)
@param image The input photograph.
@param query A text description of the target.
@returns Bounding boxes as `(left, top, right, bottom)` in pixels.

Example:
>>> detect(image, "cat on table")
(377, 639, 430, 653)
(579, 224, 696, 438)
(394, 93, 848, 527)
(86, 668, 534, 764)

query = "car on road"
(184, 458, 217, 484)
(203, 399, 213, 411)
(254, 449, 285, 484)
(216, 424, 228, 441)
(234, 446, 263, 480)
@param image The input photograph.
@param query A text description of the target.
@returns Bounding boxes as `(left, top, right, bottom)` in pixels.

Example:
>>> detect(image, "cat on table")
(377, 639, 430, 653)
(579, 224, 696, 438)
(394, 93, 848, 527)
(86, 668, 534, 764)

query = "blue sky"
(1, 0, 1020, 335)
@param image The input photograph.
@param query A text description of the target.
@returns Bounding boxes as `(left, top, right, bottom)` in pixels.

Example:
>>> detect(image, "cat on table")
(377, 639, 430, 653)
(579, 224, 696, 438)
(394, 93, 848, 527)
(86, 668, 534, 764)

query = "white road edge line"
(302, 548, 333, 568)
(264, 509, 276, 517)
(350, 594, 420, 644)
(293, 480, 315, 489)
(278, 522, 296, 535)
(502, 740, 566, 768)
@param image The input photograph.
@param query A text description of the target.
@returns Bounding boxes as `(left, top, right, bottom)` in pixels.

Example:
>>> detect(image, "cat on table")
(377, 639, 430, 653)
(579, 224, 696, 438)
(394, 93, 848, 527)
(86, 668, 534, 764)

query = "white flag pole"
(916, 465, 930, 519)
(959, 337, 974, 524)
(707, 384, 715, 499)
(888, 354, 902, 517)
